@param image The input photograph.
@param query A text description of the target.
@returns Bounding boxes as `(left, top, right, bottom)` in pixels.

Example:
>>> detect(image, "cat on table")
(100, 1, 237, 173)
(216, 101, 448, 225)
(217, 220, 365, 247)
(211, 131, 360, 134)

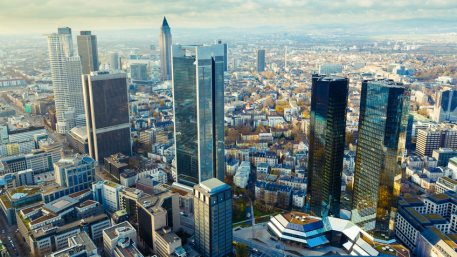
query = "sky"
(0, 0, 457, 35)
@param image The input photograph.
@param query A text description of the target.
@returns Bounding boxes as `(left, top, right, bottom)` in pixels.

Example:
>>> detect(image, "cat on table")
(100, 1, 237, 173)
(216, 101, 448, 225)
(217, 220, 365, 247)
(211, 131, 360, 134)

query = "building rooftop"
(43, 196, 78, 213)
(103, 221, 135, 240)
(199, 178, 230, 193)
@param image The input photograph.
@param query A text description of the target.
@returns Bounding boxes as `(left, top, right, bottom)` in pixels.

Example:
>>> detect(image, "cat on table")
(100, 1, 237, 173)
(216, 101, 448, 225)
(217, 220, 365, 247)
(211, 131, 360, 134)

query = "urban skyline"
(0, 2, 457, 257)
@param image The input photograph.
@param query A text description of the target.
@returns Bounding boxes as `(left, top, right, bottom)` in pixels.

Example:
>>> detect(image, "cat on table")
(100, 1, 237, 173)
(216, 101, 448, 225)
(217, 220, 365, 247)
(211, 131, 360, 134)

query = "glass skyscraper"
(159, 17, 172, 81)
(351, 80, 409, 239)
(77, 31, 99, 74)
(308, 74, 348, 217)
(256, 49, 265, 72)
(172, 44, 225, 188)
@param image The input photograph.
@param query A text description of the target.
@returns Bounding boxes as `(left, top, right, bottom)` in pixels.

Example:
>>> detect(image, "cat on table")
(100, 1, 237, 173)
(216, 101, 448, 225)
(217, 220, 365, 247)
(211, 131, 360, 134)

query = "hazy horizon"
(1, 0, 457, 36)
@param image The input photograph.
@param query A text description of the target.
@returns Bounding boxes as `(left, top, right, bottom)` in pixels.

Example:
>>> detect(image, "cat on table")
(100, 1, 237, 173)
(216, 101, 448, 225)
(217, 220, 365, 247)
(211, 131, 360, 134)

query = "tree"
(235, 243, 249, 257)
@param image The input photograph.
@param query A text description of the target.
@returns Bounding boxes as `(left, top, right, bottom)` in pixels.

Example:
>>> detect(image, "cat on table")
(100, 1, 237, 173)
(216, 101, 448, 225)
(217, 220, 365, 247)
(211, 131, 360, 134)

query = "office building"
(217, 39, 228, 72)
(47, 27, 85, 134)
(159, 17, 172, 81)
(318, 63, 343, 75)
(395, 191, 457, 256)
(118, 186, 181, 251)
(267, 212, 383, 255)
(82, 72, 131, 163)
(102, 221, 142, 257)
(130, 63, 148, 81)
(416, 126, 457, 157)
(193, 178, 232, 257)
(42, 155, 95, 203)
(172, 44, 225, 188)
(351, 80, 409, 238)
(109, 52, 121, 71)
(47, 231, 98, 257)
(432, 148, 457, 166)
(308, 75, 348, 217)
(256, 49, 265, 72)
(77, 31, 99, 74)
(154, 227, 185, 257)
(92, 180, 123, 214)
(433, 89, 457, 123)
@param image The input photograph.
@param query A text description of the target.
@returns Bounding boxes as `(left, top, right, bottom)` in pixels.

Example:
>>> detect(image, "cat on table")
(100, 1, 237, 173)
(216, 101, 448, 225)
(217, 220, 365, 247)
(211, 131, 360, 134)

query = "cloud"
(0, 0, 456, 35)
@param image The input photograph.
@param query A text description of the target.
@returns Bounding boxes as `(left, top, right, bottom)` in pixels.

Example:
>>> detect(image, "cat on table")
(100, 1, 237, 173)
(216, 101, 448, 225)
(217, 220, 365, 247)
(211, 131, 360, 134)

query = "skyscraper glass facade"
(308, 74, 348, 217)
(172, 44, 225, 188)
(351, 80, 409, 238)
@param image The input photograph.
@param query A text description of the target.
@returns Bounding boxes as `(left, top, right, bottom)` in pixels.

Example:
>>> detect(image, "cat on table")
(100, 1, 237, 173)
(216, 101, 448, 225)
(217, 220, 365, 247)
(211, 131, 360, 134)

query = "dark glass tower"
(82, 71, 132, 163)
(351, 80, 409, 239)
(77, 31, 99, 74)
(217, 40, 228, 72)
(307, 74, 349, 217)
(159, 17, 172, 81)
(172, 44, 225, 188)
(256, 49, 265, 72)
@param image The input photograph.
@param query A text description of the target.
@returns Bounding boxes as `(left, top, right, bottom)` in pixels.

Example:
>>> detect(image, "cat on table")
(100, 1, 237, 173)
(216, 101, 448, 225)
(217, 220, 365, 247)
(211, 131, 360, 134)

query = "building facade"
(47, 27, 85, 134)
(256, 49, 265, 72)
(193, 178, 232, 257)
(307, 75, 348, 217)
(172, 44, 225, 188)
(351, 80, 410, 239)
(159, 17, 172, 81)
(77, 31, 99, 74)
(82, 72, 132, 163)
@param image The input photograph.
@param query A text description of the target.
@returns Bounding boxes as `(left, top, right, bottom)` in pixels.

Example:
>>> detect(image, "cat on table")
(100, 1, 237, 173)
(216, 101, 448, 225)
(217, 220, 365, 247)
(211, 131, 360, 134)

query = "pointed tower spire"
(162, 16, 169, 28)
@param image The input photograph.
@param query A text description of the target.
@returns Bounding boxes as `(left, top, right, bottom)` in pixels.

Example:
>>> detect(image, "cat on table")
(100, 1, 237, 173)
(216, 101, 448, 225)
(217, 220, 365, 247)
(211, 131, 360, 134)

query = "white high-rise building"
(47, 27, 85, 134)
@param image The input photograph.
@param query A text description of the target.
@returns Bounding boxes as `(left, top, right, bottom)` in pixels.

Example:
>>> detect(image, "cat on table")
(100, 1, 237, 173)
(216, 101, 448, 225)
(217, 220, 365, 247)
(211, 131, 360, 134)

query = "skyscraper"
(108, 52, 121, 70)
(159, 17, 172, 81)
(193, 178, 232, 257)
(217, 39, 228, 72)
(47, 27, 85, 134)
(130, 63, 148, 81)
(77, 31, 99, 74)
(351, 80, 409, 238)
(256, 49, 265, 72)
(82, 71, 131, 163)
(172, 44, 225, 188)
(433, 89, 457, 123)
(307, 74, 349, 217)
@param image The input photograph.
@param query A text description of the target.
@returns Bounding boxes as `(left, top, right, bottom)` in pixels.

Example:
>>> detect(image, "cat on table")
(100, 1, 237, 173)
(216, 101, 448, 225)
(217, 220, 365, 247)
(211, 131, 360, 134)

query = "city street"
(0, 208, 29, 257)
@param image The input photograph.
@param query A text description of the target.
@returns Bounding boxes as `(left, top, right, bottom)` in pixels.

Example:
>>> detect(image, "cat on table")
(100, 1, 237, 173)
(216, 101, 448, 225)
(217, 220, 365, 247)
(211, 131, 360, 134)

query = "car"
(252, 248, 258, 252)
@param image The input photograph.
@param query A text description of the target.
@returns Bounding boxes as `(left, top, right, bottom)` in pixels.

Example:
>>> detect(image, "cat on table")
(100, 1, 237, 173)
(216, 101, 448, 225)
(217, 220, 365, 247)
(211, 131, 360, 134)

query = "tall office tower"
(48, 27, 86, 134)
(108, 52, 121, 70)
(416, 126, 457, 157)
(172, 44, 225, 189)
(130, 63, 148, 81)
(82, 71, 131, 163)
(307, 75, 349, 217)
(284, 46, 288, 70)
(433, 89, 457, 123)
(77, 31, 99, 74)
(193, 178, 232, 257)
(351, 80, 409, 238)
(256, 49, 265, 72)
(159, 17, 172, 81)
(217, 40, 228, 72)
(57, 27, 74, 56)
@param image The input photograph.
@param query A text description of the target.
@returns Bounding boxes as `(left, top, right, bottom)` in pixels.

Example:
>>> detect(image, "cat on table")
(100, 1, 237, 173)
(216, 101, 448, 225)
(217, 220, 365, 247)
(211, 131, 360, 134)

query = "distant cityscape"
(0, 4, 456, 257)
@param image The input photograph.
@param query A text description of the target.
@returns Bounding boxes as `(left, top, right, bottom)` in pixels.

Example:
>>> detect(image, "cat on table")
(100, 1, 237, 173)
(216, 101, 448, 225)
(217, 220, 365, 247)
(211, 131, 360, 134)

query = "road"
(234, 236, 290, 257)
(0, 205, 29, 257)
